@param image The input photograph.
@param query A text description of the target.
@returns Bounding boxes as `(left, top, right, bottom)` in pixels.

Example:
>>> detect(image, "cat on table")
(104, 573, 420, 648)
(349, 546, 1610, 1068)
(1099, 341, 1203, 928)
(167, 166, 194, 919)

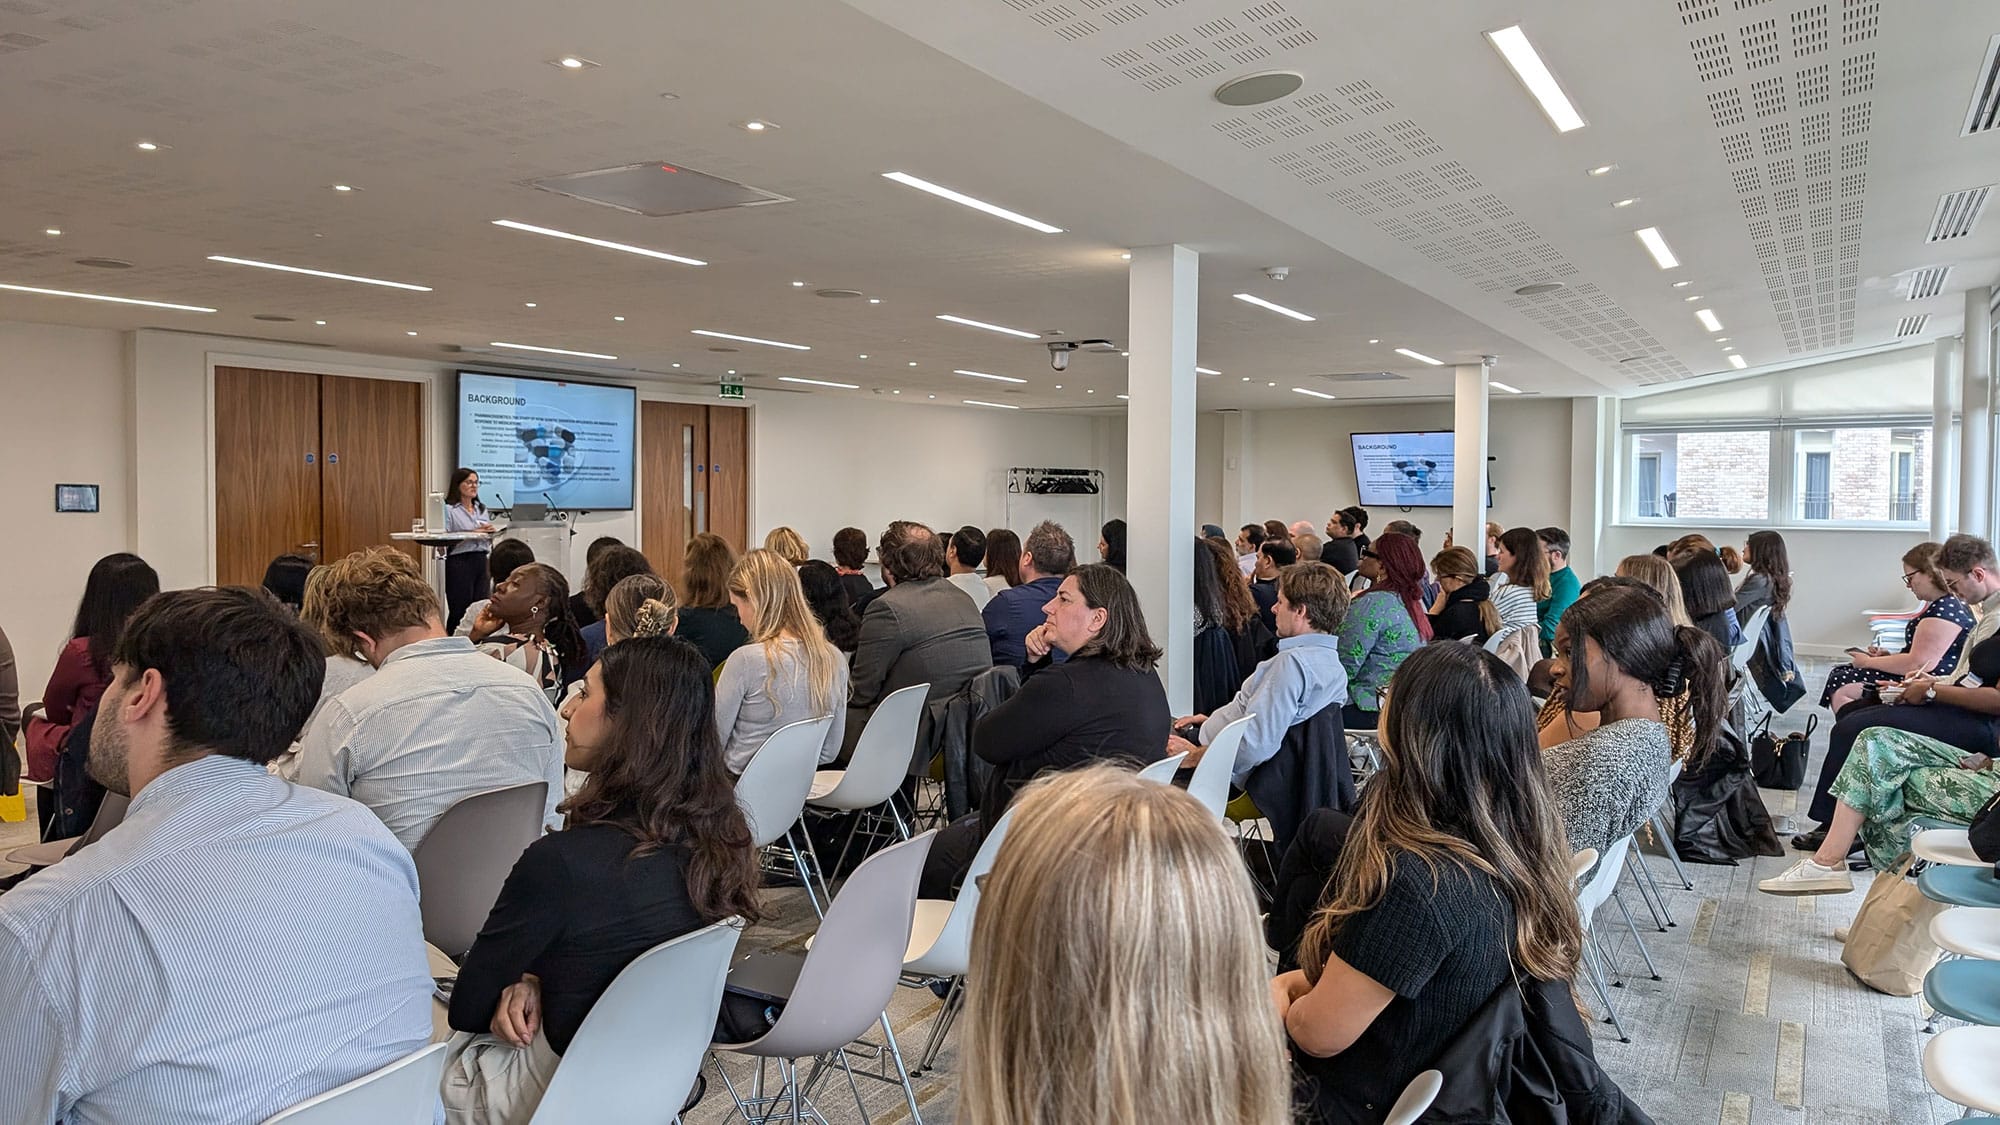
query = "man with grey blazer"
(844, 521, 993, 762)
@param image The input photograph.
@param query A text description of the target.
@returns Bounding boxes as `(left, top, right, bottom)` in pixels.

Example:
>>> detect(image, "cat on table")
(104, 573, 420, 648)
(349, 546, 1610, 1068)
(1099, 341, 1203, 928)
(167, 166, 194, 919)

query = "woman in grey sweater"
(716, 549, 848, 773)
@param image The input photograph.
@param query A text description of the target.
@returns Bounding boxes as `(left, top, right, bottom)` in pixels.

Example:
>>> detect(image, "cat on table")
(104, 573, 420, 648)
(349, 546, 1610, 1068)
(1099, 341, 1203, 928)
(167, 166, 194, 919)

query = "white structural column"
(1451, 360, 1491, 557)
(1933, 336, 1961, 540)
(1125, 244, 1199, 712)
(1963, 287, 1994, 537)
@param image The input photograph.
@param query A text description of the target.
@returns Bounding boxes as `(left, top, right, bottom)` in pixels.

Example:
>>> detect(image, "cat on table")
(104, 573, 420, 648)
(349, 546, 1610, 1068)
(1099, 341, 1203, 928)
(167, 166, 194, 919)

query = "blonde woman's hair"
(1615, 554, 1694, 628)
(962, 765, 1289, 1125)
(605, 573, 677, 643)
(763, 526, 810, 566)
(1433, 545, 1500, 636)
(727, 549, 843, 715)
(298, 565, 351, 658)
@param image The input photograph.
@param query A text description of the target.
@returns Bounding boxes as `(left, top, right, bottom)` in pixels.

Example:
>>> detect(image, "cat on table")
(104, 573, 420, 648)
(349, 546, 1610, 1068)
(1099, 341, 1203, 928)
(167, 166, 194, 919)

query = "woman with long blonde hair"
(962, 764, 1289, 1125)
(1616, 553, 1694, 628)
(715, 548, 848, 773)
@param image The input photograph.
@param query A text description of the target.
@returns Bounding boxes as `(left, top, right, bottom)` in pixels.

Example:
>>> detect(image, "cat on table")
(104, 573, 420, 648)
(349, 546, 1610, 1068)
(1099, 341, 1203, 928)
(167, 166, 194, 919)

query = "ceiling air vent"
(1928, 185, 1992, 241)
(1906, 266, 1952, 300)
(1896, 314, 1929, 338)
(1964, 34, 2000, 135)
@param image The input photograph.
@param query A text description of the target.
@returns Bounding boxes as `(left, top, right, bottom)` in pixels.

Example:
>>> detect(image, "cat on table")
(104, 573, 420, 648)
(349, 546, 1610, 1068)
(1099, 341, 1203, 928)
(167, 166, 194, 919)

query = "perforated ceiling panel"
(1677, 0, 1877, 354)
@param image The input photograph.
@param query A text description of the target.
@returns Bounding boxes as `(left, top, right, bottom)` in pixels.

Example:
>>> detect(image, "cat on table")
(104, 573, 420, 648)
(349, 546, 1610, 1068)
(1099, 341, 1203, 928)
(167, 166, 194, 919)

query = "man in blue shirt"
(1169, 561, 1350, 786)
(983, 519, 1076, 670)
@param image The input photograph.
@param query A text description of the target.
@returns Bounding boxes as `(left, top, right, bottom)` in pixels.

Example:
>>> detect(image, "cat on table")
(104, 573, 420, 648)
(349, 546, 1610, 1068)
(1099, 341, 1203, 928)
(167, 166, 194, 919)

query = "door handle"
(299, 541, 320, 562)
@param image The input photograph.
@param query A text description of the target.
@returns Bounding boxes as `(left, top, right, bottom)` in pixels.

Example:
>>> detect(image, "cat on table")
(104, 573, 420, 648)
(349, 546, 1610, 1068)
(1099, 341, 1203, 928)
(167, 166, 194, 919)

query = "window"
(1627, 431, 1771, 522)
(1802, 452, 1831, 520)
(1791, 426, 1930, 525)
(1635, 454, 1665, 517)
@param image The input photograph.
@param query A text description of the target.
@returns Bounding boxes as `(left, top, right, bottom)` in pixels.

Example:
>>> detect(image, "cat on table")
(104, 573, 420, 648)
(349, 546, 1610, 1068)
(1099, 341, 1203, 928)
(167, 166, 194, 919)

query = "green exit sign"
(717, 382, 745, 400)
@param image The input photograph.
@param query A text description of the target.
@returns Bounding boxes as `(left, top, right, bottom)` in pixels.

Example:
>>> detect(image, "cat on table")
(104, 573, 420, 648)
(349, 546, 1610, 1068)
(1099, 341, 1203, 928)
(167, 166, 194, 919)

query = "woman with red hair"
(1337, 532, 1429, 729)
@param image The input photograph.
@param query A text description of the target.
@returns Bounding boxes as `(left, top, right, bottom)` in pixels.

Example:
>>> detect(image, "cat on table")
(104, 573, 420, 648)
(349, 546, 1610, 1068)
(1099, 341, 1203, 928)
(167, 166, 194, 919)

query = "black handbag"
(1750, 712, 1816, 790)
(1971, 789, 2000, 864)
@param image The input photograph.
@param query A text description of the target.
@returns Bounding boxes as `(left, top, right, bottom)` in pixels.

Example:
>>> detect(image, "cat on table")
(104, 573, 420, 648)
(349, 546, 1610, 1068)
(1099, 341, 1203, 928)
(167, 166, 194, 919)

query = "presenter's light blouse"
(444, 501, 492, 556)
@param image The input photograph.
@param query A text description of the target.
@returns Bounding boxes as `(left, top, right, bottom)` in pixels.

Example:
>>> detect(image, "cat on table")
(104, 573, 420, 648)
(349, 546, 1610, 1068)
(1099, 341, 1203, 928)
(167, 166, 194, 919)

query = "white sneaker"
(1758, 857, 1855, 897)
(1833, 925, 1851, 943)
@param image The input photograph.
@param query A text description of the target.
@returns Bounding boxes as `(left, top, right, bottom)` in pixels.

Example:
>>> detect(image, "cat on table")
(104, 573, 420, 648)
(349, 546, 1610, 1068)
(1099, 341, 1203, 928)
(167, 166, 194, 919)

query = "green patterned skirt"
(1829, 725, 2000, 872)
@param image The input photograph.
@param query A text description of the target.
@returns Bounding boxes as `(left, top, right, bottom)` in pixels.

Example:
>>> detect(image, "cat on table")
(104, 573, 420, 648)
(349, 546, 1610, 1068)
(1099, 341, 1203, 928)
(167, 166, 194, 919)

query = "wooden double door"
(214, 366, 424, 586)
(641, 401, 747, 583)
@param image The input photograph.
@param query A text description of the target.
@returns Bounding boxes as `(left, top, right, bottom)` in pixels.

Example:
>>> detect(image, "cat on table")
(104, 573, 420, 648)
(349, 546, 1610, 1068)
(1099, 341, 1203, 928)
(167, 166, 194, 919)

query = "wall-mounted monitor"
(455, 371, 637, 511)
(1351, 431, 1455, 508)
(54, 483, 100, 513)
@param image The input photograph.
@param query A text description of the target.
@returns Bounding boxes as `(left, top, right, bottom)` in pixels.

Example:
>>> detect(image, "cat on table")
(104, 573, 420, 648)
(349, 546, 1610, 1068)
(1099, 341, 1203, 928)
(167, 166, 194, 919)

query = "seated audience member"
(1615, 553, 1694, 627)
(1336, 533, 1427, 730)
(1941, 534, 2000, 675)
(983, 528, 1025, 596)
(568, 536, 624, 626)
(1320, 507, 1365, 574)
(676, 533, 752, 669)
(0, 587, 433, 1123)
(576, 545, 657, 664)
(293, 547, 564, 850)
(1293, 531, 1324, 570)
(260, 553, 314, 612)
(1382, 519, 1421, 545)
(602, 573, 677, 644)
(1761, 725, 1999, 896)
(1489, 527, 1548, 640)
(1288, 520, 1316, 539)
(763, 526, 811, 566)
(797, 560, 862, 654)
(717, 550, 848, 772)
(468, 562, 588, 692)
(1731, 530, 1804, 710)
(1098, 519, 1128, 573)
(1192, 537, 1273, 713)
(947, 525, 994, 610)
(1665, 533, 1718, 565)
(1484, 521, 1504, 575)
(1673, 549, 1748, 653)
(297, 566, 375, 736)
(985, 520, 1076, 669)
(832, 526, 878, 610)
(1426, 545, 1499, 643)
(1263, 519, 1294, 548)
(0, 623, 17, 754)
(1236, 523, 1267, 577)
(1541, 585, 1723, 865)
(1250, 539, 1297, 633)
(25, 552, 159, 784)
(1268, 641, 1585, 1122)
(919, 565, 1170, 898)
(1172, 562, 1350, 787)
(962, 765, 1288, 1125)
(850, 521, 992, 758)
(456, 538, 537, 638)
(1202, 523, 1230, 544)
(1815, 543, 1970, 712)
(1535, 526, 1581, 656)
(442, 636, 761, 1120)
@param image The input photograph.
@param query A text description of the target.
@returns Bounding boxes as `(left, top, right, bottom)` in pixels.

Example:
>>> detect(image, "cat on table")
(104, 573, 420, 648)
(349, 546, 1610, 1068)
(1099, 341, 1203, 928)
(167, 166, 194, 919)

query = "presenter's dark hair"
(447, 467, 483, 511)
(72, 553, 161, 675)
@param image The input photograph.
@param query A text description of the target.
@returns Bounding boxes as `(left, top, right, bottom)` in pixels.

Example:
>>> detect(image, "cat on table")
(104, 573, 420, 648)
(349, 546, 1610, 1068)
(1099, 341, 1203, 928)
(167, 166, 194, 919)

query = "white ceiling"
(0, 0, 1994, 412)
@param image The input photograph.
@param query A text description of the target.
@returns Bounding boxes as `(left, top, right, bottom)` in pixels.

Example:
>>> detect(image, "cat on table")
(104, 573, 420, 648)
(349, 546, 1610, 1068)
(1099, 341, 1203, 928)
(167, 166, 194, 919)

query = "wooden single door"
(215, 366, 322, 586)
(642, 401, 709, 584)
(706, 405, 748, 553)
(320, 375, 423, 567)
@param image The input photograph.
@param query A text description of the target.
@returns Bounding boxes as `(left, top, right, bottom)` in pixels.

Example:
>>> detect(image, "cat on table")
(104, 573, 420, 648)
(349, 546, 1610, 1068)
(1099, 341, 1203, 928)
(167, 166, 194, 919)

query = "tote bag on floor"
(1840, 855, 1944, 996)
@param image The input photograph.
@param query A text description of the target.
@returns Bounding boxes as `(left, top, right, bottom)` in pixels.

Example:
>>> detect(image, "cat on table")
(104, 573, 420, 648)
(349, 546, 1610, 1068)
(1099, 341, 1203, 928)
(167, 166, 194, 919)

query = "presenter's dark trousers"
(444, 550, 490, 635)
(1806, 701, 1999, 824)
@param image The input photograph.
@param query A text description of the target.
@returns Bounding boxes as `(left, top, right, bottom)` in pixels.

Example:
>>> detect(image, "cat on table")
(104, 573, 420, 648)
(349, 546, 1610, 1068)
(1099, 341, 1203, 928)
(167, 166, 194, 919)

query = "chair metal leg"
(880, 1011, 925, 1125)
(1612, 889, 1663, 981)
(1579, 941, 1631, 1042)
(1587, 922, 1625, 987)
(786, 826, 825, 919)
(1626, 847, 1675, 929)
(914, 976, 964, 1074)
(832, 1048, 872, 1125)
(1651, 808, 1694, 890)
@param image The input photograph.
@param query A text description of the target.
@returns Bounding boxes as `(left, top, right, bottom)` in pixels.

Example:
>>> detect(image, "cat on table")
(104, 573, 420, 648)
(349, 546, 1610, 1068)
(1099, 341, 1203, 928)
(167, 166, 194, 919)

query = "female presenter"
(443, 467, 498, 633)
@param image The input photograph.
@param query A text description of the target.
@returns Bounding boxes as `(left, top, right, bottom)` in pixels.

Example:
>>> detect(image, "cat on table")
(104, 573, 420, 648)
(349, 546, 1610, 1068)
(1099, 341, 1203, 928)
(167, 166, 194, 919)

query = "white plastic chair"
(1135, 751, 1188, 782)
(260, 1043, 447, 1124)
(5, 791, 128, 869)
(413, 782, 549, 959)
(807, 683, 928, 871)
(1574, 839, 1644, 1043)
(1931, 909, 2000, 961)
(1185, 714, 1256, 817)
(1916, 828, 1989, 868)
(901, 806, 1019, 1074)
(528, 920, 742, 1123)
(1924, 1025, 2000, 1115)
(1385, 1069, 1444, 1125)
(1731, 605, 1770, 674)
(736, 715, 837, 916)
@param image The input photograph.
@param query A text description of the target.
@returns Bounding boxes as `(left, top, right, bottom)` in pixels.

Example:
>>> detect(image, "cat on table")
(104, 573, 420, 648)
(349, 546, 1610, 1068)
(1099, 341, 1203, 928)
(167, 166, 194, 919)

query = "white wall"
(1, 323, 136, 696)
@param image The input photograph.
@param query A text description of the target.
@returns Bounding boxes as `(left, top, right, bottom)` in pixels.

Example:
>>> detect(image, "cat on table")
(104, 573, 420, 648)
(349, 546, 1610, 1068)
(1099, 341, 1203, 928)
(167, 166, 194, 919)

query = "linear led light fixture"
(488, 341, 618, 360)
(1232, 293, 1316, 322)
(1728, 354, 1748, 370)
(1394, 347, 1444, 366)
(779, 376, 858, 389)
(1633, 227, 1679, 270)
(1489, 380, 1522, 394)
(881, 172, 1063, 234)
(0, 281, 216, 313)
(491, 220, 705, 267)
(206, 255, 432, 291)
(1695, 308, 1723, 332)
(1196, 366, 1221, 375)
(1485, 25, 1586, 133)
(934, 313, 1041, 339)
(692, 329, 810, 351)
(962, 399, 1021, 409)
(1292, 387, 1337, 400)
(953, 368, 1027, 384)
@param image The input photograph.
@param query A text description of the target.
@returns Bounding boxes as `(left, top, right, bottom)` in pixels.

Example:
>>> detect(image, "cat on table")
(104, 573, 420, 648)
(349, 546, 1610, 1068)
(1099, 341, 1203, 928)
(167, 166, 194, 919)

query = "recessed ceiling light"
(1232, 292, 1316, 321)
(1054, 384, 1063, 389)
(524, 302, 537, 308)
(868, 298, 882, 304)
(1695, 308, 1723, 332)
(612, 315, 624, 322)
(406, 330, 418, 336)
(964, 399, 1020, 410)
(1486, 25, 1586, 133)
(1241, 376, 1251, 382)
(135, 140, 160, 151)
(928, 395, 936, 399)
(1672, 280, 1692, 288)
(552, 56, 599, 70)
(780, 376, 859, 389)
(1489, 380, 1522, 394)
(882, 171, 1064, 234)
(1368, 338, 1380, 344)
(892, 390, 901, 394)
(691, 329, 809, 351)
(0, 281, 215, 313)
(1684, 294, 1702, 302)
(491, 219, 705, 267)
(1267, 381, 1277, 387)
(727, 369, 736, 375)
(1729, 355, 1748, 370)
(1120, 351, 1130, 357)
(332, 184, 354, 193)
(1716, 337, 1730, 343)
(43, 228, 59, 237)
(740, 120, 775, 132)
(1634, 227, 1680, 270)
(671, 363, 680, 368)
(1613, 198, 1638, 208)
(1196, 366, 1221, 375)
(489, 341, 618, 360)
(1088, 388, 1096, 393)
(1394, 347, 1445, 366)
(1588, 164, 1617, 177)
(206, 255, 433, 291)
(314, 319, 326, 325)
(1722, 345, 1736, 351)
(908, 361, 919, 367)
(1116, 394, 1131, 400)
(858, 354, 869, 359)
(791, 281, 806, 287)
(936, 313, 1041, 339)
(953, 369, 1028, 384)
(1293, 387, 1337, 400)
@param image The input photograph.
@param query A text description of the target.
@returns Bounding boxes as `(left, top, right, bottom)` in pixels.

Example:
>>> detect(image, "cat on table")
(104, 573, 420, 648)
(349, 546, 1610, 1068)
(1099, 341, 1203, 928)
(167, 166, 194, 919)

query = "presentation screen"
(455, 371, 637, 511)
(1351, 431, 1455, 508)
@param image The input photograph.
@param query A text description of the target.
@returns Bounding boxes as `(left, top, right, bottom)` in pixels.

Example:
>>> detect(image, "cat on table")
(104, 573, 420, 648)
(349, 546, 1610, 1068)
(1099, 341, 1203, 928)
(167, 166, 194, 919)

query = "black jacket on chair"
(928, 665, 1021, 820)
(1242, 699, 1353, 856)
(1415, 975, 1655, 1125)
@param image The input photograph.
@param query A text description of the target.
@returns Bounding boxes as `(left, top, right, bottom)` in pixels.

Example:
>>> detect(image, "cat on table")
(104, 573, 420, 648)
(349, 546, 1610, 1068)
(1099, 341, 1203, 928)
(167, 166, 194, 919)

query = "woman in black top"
(1193, 537, 1273, 713)
(1269, 642, 1583, 1122)
(675, 533, 751, 668)
(797, 560, 862, 654)
(1425, 546, 1500, 643)
(1098, 519, 1127, 573)
(443, 635, 761, 1120)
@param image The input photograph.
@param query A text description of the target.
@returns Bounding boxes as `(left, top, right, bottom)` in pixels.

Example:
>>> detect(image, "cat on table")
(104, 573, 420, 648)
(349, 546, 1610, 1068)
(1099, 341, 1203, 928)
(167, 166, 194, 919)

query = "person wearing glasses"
(1336, 534, 1428, 730)
(1424, 546, 1499, 643)
(1818, 542, 1971, 715)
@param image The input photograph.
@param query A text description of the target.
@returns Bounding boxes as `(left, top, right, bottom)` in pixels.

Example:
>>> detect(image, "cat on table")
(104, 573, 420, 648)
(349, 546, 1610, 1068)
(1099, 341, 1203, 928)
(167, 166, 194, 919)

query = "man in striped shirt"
(0, 587, 434, 1125)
